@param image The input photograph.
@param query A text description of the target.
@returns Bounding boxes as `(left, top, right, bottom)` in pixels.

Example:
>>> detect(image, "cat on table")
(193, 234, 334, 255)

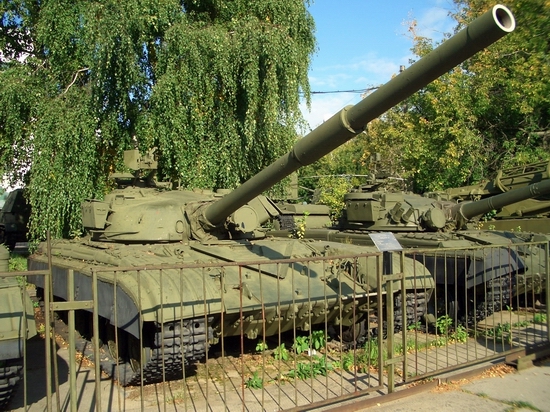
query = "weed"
(290, 212, 309, 239)
(245, 372, 263, 389)
(255, 341, 268, 353)
(505, 400, 540, 411)
(341, 353, 354, 371)
(357, 338, 384, 370)
(408, 321, 422, 331)
(292, 331, 327, 355)
(286, 356, 333, 380)
(436, 315, 453, 335)
(533, 313, 547, 324)
(273, 344, 289, 361)
(485, 323, 513, 345)
(451, 325, 468, 343)
(293, 336, 309, 355)
(432, 337, 447, 347)
(310, 330, 326, 350)
(9, 254, 27, 272)
(395, 338, 416, 355)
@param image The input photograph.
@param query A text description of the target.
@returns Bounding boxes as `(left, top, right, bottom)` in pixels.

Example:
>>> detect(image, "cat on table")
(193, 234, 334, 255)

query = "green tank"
(26, 5, 515, 386)
(425, 161, 550, 233)
(270, 177, 550, 325)
(0, 245, 37, 409)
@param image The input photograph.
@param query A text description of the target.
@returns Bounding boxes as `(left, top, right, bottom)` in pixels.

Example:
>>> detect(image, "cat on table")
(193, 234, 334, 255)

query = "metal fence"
(2, 239, 549, 411)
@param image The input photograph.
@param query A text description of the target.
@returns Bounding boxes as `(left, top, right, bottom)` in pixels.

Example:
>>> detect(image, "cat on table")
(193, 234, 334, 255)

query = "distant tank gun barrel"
(452, 178, 550, 228)
(202, 5, 515, 229)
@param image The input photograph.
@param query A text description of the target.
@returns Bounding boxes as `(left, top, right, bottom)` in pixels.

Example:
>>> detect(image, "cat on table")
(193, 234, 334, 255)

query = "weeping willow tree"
(0, 0, 315, 240)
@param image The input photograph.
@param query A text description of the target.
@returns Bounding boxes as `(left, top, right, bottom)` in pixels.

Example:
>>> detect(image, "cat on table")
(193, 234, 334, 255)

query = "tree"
(0, 0, 315, 240)
(331, 0, 549, 193)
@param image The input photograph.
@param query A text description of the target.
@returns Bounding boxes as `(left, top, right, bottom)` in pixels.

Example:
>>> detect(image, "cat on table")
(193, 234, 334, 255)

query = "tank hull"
(0, 245, 37, 408)
(28, 237, 433, 385)
(268, 227, 548, 325)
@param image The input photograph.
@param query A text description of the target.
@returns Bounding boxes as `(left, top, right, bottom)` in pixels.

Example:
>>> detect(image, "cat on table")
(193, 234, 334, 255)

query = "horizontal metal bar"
(404, 348, 524, 384)
(385, 356, 404, 366)
(50, 301, 93, 311)
(0, 269, 50, 277)
(383, 273, 404, 281)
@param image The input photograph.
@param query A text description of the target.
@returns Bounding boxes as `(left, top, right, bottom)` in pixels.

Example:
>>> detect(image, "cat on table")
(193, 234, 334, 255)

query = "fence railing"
(2, 238, 548, 411)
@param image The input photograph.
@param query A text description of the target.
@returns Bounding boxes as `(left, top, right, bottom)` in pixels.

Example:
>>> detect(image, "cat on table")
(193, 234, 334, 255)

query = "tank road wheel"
(128, 335, 142, 373)
(0, 361, 22, 410)
(340, 320, 367, 344)
(105, 325, 128, 363)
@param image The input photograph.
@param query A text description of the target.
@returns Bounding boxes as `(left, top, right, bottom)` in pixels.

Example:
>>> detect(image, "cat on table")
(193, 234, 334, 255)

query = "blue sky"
(301, 0, 458, 130)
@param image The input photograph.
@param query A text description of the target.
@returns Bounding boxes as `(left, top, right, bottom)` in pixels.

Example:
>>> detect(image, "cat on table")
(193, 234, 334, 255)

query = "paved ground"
(7, 312, 550, 411)
(9, 336, 550, 412)
(352, 357, 550, 412)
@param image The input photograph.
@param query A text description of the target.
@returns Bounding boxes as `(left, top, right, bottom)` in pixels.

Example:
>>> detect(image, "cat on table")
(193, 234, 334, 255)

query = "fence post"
(384, 251, 395, 394)
(67, 269, 77, 412)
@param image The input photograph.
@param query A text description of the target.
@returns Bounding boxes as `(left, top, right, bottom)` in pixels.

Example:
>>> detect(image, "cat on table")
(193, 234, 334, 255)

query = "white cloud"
(300, 93, 360, 132)
(415, 6, 456, 42)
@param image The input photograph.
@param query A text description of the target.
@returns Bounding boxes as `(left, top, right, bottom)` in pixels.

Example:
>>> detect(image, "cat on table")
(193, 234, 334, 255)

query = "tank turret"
(341, 179, 550, 232)
(426, 161, 550, 232)
(450, 178, 550, 229)
(27, 5, 515, 386)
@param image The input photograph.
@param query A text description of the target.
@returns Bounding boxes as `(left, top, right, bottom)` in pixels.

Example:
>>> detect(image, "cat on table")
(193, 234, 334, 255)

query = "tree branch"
(63, 68, 89, 94)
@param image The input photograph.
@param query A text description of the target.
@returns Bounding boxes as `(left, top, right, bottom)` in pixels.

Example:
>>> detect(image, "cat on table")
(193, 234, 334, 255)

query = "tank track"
(99, 317, 211, 386)
(0, 361, 22, 410)
(474, 275, 515, 323)
(393, 291, 430, 332)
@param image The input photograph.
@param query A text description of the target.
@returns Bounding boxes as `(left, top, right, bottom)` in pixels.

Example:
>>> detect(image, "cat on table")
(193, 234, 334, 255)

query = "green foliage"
(307, 0, 549, 193)
(434, 315, 468, 343)
(285, 356, 333, 380)
(313, 176, 353, 220)
(394, 338, 417, 354)
(310, 330, 326, 350)
(408, 321, 422, 331)
(436, 315, 453, 335)
(245, 371, 263, 389)
(533, 313, 547, 324)
(273, 343, 289, 361)
(289, 212, 309, 239)
(255, 341, 268, 353)
(451, 325, 468, 343)
(291, 331, 327, 354)
(293, 335, 309, 355)
(341, 353, 355, 371)
(9, 254, 27, 272)
(357, 339, 388, 371)
(481, 209, 497, 222)
(484, 322, 513, 345)
(0, 0, 315, 242)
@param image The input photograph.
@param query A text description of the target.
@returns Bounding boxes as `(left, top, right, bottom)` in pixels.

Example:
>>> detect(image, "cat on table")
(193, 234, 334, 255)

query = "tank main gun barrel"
(452, 178, 550, 228)
(202, 5, 515, 229)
